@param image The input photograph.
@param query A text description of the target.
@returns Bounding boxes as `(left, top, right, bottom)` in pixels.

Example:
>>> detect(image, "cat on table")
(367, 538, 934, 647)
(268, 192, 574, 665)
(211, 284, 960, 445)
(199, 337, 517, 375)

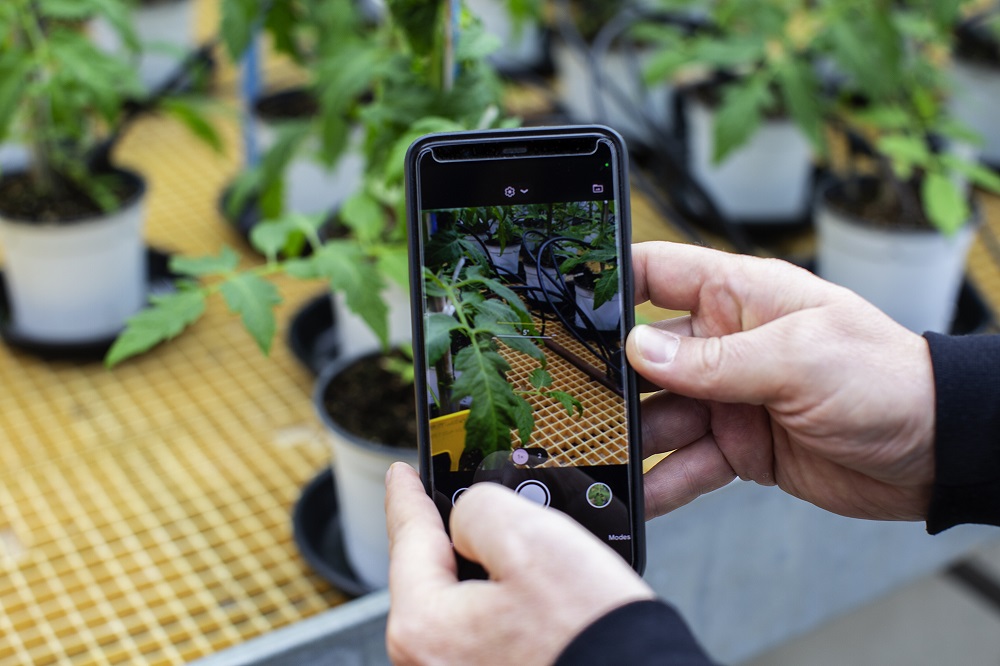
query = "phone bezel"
(404, 125, 645, 575)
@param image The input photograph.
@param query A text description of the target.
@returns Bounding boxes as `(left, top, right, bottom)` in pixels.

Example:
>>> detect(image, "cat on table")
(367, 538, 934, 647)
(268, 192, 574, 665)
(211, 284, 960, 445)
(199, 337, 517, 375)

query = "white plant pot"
(575, 286, 620, 331)
(91, 0, 197, 91)
(552, 39, 673, 145)
(0, 171, 147, 341)
(0, 144, 29, 171)
(255, 117, 364, 218)
(816, 182, 976, 334)
(486, 241, 521, 276)
(466, 0, 546, 72)
(333, 280, 412, 359)
(686, 95, 813, 221)
(314, 356, 419, 591)
(523, 263, 566, 303)
(948, 58, 1000, 166)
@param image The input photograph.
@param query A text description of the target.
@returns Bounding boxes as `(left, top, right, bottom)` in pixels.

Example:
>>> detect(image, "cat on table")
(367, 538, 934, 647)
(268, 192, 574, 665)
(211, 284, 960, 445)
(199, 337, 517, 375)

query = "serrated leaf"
(250, 213, 324, 260)
(161, 98, 223, 154)
(775, 59, 825, 155)
(713, 76, 771, 164)
(424, 313, 460, 365)
(877, 134, 931, 179)
(377, 244, 410, 289)
(220, 0, 258, 59)
(593, 268, 619, 310)
(511, 395, 534, 446)
(341, 190, 384, 245)
(529, 368, 552, 389)
(452, 345, 519, 455)
(549, 390, 584, 418)
(313, 241, 389, 347)
(220, 273, 282, 354)
(170, 247, 240, 277)
(922, 173, 968, 236)
(105, 289, 207, 367)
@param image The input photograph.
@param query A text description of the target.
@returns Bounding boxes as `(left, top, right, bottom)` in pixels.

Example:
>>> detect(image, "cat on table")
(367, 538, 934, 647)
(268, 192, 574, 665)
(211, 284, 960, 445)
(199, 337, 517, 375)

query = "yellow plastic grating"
(1, 5, 349, 664)
(499, 317, 629, 468)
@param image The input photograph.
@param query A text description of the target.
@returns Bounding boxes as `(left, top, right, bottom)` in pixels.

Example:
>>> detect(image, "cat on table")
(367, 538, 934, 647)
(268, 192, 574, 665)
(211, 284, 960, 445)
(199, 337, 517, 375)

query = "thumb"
(626, 323, 792, 404)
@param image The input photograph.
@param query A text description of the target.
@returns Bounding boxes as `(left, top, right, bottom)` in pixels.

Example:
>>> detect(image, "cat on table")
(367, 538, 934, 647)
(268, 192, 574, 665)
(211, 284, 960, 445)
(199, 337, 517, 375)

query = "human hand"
(626, 242, 936, 522)
(385, 462, 653, 666)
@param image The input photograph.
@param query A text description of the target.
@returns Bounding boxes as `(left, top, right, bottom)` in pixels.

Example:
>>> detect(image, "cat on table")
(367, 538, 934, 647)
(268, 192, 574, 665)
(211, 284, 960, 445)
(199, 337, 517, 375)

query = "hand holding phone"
(405, 126, 644, 574)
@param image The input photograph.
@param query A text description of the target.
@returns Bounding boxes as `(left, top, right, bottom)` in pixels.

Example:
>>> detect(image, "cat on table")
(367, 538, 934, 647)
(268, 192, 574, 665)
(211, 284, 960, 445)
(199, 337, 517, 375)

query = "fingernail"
(635, 325, 680, 365)
(385, 463, 396, 485)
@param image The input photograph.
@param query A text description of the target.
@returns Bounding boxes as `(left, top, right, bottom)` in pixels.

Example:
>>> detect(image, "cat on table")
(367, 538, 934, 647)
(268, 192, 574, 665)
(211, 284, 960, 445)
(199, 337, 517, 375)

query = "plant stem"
(16, 0, 58, 195)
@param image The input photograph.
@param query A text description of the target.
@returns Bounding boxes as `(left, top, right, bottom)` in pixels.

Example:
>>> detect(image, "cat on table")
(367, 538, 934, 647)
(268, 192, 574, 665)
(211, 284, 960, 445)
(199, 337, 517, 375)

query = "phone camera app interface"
(417, 150, 635, 561)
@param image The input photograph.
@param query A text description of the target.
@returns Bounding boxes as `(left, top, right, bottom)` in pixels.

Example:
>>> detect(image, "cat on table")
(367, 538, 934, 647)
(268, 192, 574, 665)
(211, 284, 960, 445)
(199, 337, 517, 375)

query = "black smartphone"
(405, 126, 644, 575)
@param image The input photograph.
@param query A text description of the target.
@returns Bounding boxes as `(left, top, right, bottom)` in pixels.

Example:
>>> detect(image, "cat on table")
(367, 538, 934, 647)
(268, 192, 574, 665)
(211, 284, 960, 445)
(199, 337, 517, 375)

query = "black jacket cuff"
(923, 332, 1000, 534)
(555, 599, 715, 665)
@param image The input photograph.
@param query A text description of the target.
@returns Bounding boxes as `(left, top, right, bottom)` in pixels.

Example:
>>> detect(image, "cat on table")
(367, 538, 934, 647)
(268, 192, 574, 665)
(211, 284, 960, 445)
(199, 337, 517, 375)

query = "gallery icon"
(586, 482, 612, 509)
(592, 183, 604, 194)
(504, 185, 516, 198)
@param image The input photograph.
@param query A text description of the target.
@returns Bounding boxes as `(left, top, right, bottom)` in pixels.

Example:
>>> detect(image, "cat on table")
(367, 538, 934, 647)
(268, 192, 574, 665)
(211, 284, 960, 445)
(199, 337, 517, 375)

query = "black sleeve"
(923, 332, 1000, 534)
(554, 599, 716, 666)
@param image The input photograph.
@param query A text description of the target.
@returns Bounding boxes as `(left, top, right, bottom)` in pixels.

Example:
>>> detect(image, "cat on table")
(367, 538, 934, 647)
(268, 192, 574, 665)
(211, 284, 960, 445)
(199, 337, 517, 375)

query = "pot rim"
(816, 175, 980, 236)
(313, 351, 418, 457)
(0, 166, 146, 226)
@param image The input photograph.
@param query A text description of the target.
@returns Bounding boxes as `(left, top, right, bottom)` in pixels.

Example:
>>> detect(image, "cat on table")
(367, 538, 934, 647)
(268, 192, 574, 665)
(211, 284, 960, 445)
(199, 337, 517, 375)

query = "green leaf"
(529, 368, 552, 389)
(160, 98, 224, 153)
(775, 59, 825, 155)
(386, 0, 442, 55)
(425, 313, 460, 365)
(341, 190, 384, 245)
(877, 134, 931, 180)
(712, 76, 771, 164)
(249, 213, 325, 260)
(220, 0, 258, 59)
(313, 241, 389, 347)
(452, 345, 520, 455)
(219, 273, 283, 354)
(922, 173, 968, 236)
(455, 22, 501, 61)
(105, 289, 207, 367)
(549, 390, 584, 418)
(377, 244, 411, 289)
(941, 154, 1000, 194)
(593, 269, 619, 310)
(170, 247, 240, 277)
(511, 395, 534, 446)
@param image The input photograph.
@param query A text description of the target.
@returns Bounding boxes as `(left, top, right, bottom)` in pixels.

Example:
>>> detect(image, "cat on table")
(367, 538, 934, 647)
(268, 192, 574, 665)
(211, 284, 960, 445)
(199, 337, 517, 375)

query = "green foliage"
(642, 0, 830, 162)
(424, 262, 583, 455)
(105, 289, 207, 367)
(220, 273, 283, 355)
(109, 0, 513, 367)
(642, 0, 1000, 234)
(0, 0, 220, 211)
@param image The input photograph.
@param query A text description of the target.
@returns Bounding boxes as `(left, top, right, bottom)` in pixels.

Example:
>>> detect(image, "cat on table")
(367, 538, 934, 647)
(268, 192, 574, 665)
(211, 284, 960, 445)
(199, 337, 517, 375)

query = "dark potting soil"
(255, 89, 319, 122)
(323, 353, 418, 448)
(825, 179, 937, 231)
(0, 171, 141, 223)
(955, 21, 1000, 67)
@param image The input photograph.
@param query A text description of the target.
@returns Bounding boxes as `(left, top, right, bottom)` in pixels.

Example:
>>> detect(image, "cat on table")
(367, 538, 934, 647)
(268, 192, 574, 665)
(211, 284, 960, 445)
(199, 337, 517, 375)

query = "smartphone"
(405, 126, 644, 575)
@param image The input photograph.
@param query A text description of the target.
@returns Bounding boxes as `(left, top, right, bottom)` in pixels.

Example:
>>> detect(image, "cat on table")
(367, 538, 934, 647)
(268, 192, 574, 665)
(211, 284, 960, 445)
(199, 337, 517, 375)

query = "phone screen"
(408, 129, 642, 570)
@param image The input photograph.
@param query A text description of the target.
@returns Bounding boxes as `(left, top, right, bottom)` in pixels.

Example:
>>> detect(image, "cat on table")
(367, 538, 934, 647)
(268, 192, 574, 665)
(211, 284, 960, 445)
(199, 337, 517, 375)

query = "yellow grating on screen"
(498, 319, 629, 468)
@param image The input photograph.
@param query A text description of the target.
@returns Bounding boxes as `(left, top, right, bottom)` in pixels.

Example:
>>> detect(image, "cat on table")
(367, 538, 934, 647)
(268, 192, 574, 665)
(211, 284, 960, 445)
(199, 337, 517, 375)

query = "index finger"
(386, 462, 458, 594)
(631, 241, 826, 318)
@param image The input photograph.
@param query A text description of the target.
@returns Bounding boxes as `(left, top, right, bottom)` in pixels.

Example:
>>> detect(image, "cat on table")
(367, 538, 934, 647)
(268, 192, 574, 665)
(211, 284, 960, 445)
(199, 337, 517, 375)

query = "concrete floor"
(743, 540, 1000, 666)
